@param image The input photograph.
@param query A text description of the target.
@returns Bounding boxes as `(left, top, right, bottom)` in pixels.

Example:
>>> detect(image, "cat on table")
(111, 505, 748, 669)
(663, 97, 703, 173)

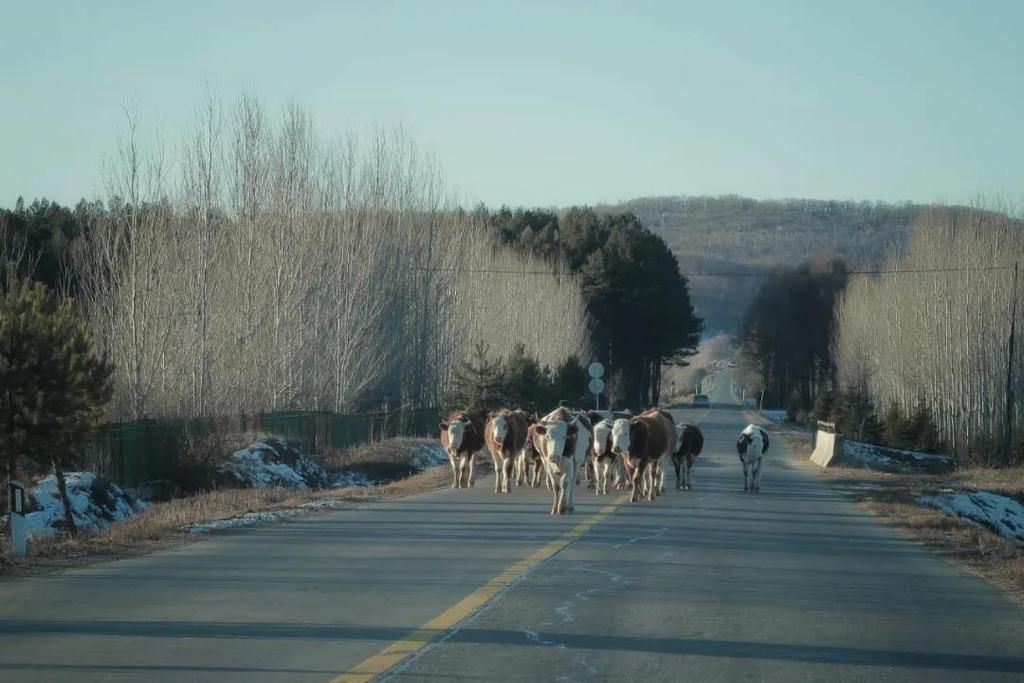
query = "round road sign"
(588, 362, 605, 379)
(588, 377, 605, 395)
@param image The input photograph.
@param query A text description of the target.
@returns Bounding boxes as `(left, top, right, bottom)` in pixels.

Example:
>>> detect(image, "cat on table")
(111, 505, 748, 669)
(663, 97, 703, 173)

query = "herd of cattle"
(439, 407, 771, 515)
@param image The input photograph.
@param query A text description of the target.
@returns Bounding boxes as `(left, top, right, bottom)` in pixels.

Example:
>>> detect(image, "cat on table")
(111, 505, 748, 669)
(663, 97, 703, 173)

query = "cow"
(528, 407, 593, 514)
(643, 408, 679, 496)
(485, 409, 529, 494)
(439, 411, 485, 489)
(736, 424, 770, 492)
(612, 410, 675, 502)
(516, 435, 545, 488)
(587, 410, 632, 496)
(672, 423, 704, 490)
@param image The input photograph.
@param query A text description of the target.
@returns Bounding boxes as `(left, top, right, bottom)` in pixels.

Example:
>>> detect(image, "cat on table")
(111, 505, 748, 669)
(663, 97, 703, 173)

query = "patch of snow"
(332, 470, 373, 488)
(760, 410, 788, 424)
(410, 444, 448, 472)
(24, 472, 145, 538)
(184, 496, 376, 534)
(843, 440, 954, 474)
(219, 440, 330, 490)
(920, 491, 1024, 544)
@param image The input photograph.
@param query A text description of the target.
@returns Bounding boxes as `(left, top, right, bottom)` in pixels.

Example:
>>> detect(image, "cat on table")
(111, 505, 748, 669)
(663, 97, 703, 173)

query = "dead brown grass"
(0, 438, 450, 580)
(776, 425, 1024, 606)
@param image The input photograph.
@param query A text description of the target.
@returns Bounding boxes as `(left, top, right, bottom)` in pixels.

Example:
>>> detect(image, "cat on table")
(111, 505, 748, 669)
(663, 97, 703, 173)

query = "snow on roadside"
(843, 440, 954, 474)
(919, 491, 1024, 544)
(410, 444, 448, 471)
(24, 472, 145, 538)
(183, 497, 370, 534)
(219, 440, 331, 490)
(332, 470, 373, 488)
(185, 442, 444, 534)
(760, 410, 788, 424)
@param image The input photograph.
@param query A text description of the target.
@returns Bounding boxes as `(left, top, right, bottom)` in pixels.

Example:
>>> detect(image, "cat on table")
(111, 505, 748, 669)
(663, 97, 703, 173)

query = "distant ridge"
(596, 195, 922, 333)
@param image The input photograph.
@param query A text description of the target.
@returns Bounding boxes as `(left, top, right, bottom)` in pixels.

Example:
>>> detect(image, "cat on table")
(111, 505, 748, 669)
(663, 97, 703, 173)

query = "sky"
(1, 0, 1022, 209)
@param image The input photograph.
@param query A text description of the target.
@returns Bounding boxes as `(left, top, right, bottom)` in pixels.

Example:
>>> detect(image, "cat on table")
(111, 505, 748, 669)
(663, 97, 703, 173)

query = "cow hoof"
(684, 485, 691, 491)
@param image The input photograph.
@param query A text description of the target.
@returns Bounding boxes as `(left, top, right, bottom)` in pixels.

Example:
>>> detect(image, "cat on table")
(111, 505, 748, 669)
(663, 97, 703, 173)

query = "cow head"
(674, 423, 686, 453)
(529, 420, 576, 462)
(490, 412, 509, 444)
(610, 418, 633, 456)
(440, 416, 472, 453)
(737, 426, 764, 458)
(592, 420, 613, 457)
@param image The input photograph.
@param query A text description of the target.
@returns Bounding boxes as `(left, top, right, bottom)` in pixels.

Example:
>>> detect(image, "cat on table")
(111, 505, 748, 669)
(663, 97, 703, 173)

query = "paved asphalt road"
(2, 370, 1023, 682)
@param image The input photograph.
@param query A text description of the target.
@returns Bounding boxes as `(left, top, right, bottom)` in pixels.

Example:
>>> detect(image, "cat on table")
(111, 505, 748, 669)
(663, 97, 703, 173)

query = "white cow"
(736, 424, 770, 492)
(589, 417, 623, 496)
(528, 408, 593, 515)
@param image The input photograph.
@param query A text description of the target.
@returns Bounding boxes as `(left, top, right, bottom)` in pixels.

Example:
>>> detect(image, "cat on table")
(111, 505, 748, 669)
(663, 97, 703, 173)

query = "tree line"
(737, 207, 1023, 465)
(1, 94, 596, 424)
(835, 207, 1023, 464)
(477, 205, 702, 409)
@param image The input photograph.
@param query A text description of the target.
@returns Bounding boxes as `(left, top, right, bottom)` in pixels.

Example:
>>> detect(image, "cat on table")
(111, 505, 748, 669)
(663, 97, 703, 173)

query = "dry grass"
(0, 437, 450, 580)
(321, 437, 438, 469)
(776, 425, 1024, 606)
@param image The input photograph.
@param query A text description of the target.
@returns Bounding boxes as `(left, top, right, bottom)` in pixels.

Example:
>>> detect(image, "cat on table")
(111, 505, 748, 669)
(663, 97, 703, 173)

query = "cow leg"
(742, 460, 751, 492)
(449, 456, 459, 488)
(646, 464, 655, 501)
(566, 466, 575, 512)
(629, 462, 641, 502)
(684, 456, 693, 490)
(467, 455, 476, 487)
(503, 454, 514, 493)
(753, 458, 762, 492)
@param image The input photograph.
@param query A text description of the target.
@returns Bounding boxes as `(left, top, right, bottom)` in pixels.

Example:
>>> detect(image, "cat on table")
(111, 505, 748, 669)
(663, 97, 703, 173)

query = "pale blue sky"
(2, 0, 1021, 208)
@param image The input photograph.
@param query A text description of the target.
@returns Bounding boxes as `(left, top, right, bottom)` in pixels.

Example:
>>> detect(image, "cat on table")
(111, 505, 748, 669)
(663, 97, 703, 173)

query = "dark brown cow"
(672, 423, 704, 490)
(645, 408, 679, 496)
(485, 409, 529, 494)
(613, 410, 675, 502)
(439, 411, 485, 488)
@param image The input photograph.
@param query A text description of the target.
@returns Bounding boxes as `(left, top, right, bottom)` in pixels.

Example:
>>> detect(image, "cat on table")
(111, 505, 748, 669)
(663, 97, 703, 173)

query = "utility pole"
(1006, 262, 1019, 454)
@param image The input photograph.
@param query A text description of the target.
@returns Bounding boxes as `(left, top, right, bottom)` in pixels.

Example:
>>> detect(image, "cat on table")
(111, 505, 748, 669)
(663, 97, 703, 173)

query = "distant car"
(727, 360, 736, 368)
(692, 394, 710, 408)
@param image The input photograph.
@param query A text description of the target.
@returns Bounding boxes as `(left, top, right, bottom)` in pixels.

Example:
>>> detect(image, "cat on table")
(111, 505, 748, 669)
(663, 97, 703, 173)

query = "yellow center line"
(331, 494, 629, 683)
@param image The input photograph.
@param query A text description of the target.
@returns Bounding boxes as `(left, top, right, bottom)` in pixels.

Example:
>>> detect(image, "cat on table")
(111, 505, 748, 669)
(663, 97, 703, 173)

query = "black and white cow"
(736, 424, 770, 493)
(672, 423, 704, 490)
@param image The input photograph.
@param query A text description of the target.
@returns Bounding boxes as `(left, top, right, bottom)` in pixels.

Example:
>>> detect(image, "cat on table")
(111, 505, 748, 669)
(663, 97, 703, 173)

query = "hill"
(597, 195, 921, 333)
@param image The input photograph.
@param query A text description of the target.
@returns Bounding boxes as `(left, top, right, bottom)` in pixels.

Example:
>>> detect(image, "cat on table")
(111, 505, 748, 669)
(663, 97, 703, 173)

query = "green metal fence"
(83, 407, 440, 489)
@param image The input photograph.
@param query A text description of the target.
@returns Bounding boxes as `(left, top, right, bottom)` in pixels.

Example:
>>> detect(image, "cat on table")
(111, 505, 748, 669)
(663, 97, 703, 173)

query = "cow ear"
(439, 422, 448, 431)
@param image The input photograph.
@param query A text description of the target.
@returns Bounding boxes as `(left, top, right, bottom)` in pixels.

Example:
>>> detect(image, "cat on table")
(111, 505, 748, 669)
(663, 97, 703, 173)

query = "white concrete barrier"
(810, 422, 842, 468)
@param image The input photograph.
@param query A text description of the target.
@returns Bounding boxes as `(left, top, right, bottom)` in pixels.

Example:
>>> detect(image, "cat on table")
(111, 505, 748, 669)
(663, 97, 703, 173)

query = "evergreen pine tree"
(0, 275, 113, 535)
(447, 341, 507, 412)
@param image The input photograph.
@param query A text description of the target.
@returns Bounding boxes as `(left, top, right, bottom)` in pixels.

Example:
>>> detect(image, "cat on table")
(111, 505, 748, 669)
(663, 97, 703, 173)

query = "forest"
(601, 195, 918, 332)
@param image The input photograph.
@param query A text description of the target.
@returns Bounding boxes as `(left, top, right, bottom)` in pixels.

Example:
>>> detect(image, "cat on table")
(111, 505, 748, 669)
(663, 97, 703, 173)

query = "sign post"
(9, 481, 27, 557)
(588, 362, 605, 410)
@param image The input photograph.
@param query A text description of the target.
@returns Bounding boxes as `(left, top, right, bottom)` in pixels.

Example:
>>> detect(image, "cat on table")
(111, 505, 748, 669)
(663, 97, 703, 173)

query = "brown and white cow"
(485, 409, 529, 494)
(612, 409, 675, 502)
(528, 407, 593, 514)
(439, 411, 485, 488)
(516, 434, 545, 488)
(672, 423, 704, 490)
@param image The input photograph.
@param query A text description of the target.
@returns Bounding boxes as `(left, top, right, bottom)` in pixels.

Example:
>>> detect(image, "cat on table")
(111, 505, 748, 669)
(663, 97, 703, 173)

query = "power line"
(410, 265, 1018, 278)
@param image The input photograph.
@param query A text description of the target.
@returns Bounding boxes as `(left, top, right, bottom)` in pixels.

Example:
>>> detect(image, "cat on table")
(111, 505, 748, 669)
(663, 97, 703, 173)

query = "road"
(1, 370, 1023, 682)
